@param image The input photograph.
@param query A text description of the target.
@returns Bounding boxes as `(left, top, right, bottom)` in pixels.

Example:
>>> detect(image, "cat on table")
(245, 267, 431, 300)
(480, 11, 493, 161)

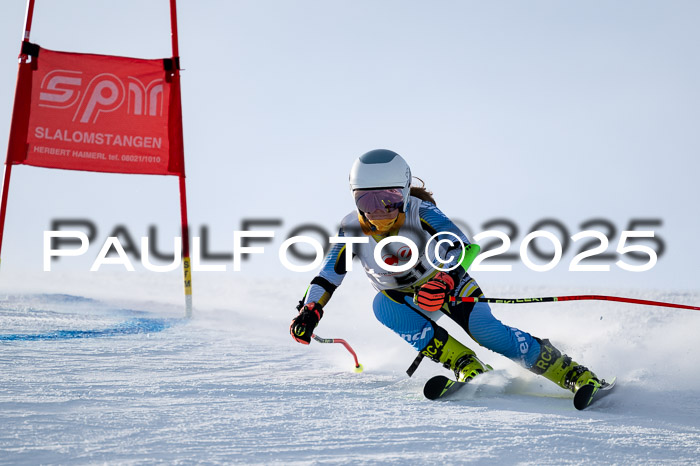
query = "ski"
(573, 377, 617, 410)
(424, 374, 618, 409)
(423, 375, 470, 400)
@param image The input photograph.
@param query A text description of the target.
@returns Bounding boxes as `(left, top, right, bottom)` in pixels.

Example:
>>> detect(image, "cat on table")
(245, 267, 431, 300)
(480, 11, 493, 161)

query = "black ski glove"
(290, 302, 323, 345)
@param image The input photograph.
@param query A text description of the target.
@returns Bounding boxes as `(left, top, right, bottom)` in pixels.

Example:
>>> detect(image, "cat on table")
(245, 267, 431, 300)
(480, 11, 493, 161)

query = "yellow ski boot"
(421, 330, 491, 382)
(530, 338, 600, 393)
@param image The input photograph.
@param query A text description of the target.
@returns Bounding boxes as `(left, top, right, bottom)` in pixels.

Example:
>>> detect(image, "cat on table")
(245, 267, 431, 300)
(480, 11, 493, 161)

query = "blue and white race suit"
(302, 196, 541, 368)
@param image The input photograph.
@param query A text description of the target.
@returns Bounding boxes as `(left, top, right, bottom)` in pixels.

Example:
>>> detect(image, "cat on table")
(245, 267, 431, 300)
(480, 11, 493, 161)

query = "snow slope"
(1, 276, 700, 464)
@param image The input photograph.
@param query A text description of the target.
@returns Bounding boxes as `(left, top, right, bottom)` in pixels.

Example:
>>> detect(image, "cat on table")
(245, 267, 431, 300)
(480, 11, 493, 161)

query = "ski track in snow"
(1, 286, 700, 465)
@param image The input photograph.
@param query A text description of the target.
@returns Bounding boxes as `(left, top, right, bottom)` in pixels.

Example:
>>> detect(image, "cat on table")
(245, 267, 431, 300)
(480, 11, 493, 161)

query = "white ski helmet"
(349, 149, 412, 212)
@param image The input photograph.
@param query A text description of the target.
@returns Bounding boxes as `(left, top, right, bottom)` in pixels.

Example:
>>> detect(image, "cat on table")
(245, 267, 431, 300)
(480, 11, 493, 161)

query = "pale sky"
(1, 1, 698, 292)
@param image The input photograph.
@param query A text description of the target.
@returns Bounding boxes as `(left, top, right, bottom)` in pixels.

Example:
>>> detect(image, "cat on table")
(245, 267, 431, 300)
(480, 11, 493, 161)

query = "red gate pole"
(0, 0, 37, 268)
(0, 165, 13, 266)
(169, 0, 193, 317)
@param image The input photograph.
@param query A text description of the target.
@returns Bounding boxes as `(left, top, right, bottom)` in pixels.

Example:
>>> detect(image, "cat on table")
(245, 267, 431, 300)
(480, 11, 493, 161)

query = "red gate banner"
(6, 45, 185, 176)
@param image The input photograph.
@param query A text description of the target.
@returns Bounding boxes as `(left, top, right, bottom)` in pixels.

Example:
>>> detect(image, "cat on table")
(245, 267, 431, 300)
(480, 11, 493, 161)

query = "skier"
(290, 149, 601, 396)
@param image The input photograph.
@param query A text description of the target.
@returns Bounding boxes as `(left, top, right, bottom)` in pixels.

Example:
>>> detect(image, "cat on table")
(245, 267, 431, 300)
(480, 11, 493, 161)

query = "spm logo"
(382, 245, 413, 266)
(38, 70, 164, 124)
(397, 246, 412, 261)
(382, 253, 398, 266)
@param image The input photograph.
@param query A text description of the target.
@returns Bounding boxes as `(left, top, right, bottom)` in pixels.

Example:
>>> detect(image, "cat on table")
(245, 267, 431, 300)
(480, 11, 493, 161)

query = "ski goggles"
(354, 189, 404, 216)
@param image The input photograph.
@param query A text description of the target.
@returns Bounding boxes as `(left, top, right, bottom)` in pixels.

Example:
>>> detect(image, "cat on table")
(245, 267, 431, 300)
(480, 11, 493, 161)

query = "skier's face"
(366, 209, 399, 232)
(354, 188, 403, 233)
(365, 207, 399, 221)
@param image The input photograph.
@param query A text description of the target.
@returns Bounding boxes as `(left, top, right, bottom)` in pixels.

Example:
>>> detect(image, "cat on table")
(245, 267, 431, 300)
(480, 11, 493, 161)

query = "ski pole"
(312, 333, 364, 372)
(448, 295, 700, 311)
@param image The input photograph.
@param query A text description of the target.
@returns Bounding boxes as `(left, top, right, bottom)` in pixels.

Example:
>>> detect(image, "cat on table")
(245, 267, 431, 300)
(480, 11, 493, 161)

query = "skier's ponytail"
(410, 177, 436, 206)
